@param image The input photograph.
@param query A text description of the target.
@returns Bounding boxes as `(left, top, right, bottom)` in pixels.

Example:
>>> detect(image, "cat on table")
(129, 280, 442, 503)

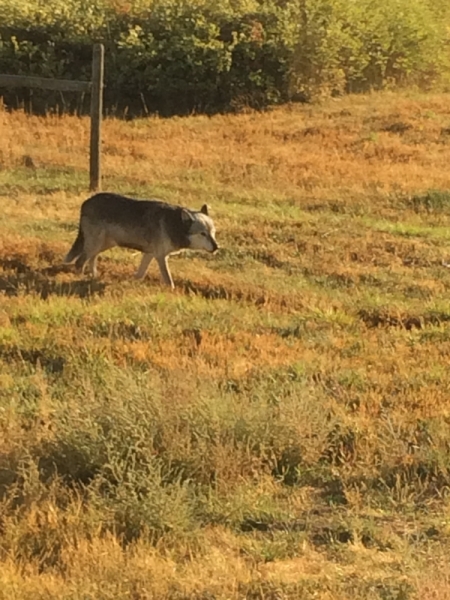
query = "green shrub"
(290, 0, 450, 99)
(0, 0, 449, 114)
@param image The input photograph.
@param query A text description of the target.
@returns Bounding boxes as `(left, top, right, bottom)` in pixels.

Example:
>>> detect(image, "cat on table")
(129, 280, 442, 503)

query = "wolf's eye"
(200, 232, 207, 237)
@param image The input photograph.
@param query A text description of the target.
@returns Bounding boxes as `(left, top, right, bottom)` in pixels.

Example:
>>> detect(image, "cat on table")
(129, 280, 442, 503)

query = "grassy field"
(1, 91, 450, 599)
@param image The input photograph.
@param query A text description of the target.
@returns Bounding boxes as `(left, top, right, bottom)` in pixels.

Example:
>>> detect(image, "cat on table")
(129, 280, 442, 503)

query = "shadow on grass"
(179, 278, 268, 306)
(0, 343, 66, 374)
(358, 307, 450, 330)
(0, 258, 106, 299)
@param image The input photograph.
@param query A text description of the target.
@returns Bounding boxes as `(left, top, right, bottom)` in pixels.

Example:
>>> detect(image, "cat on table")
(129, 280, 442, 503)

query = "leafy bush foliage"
(291, 0, 450, 99)
(0, 0, 449, 114)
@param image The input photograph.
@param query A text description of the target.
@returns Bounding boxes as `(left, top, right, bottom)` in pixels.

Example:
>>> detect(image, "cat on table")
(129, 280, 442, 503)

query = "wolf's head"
(182, 204, 219, 253)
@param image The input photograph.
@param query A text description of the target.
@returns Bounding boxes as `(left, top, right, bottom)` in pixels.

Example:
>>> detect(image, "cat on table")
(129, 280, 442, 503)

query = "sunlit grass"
(1, 91, 450, 598)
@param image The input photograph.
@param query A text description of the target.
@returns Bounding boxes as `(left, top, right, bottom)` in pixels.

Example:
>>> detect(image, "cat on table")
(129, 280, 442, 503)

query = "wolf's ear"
(181, 209, 193, 223)
(200, 204, 209, 216)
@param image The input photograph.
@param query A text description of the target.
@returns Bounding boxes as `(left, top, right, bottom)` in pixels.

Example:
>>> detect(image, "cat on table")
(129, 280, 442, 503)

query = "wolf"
(64, 192, 219, 288)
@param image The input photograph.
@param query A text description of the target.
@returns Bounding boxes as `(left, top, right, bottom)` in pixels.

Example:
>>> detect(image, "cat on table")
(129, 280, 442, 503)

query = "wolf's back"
(79, 193, 156, 223)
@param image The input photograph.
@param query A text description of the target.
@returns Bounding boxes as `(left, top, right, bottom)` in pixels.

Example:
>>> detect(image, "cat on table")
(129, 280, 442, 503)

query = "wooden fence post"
(89, 43, 104, 192)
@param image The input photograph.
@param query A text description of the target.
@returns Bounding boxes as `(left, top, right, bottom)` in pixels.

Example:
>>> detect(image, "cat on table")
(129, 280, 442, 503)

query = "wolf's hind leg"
(75, 252, 88, 273)
(135, 253, 154, 279)
(156, 256, 174, 289)
(83, 230, 115, 278)
(86, 255, 100, 278)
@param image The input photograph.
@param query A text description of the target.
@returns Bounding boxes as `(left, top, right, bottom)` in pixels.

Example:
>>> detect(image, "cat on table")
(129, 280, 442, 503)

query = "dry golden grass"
(3, 91, 450, 201)
(2, 90, 450, 598)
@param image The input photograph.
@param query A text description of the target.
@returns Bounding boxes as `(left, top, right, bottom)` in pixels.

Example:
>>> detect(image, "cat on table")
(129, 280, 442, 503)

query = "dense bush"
(0, 0, 449, 116)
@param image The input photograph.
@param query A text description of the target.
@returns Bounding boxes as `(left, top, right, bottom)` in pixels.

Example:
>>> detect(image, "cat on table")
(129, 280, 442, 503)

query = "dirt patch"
(358, 308, 450, 330)
(381, 121, 413, 134)
(179, 279, 268, 306)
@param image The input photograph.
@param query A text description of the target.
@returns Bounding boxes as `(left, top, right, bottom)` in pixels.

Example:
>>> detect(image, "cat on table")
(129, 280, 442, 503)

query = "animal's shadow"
(0, 258, 106, 299)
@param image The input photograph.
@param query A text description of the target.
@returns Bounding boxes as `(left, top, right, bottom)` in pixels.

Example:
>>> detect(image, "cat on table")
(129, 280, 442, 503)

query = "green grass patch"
(3, 93, 450, 598)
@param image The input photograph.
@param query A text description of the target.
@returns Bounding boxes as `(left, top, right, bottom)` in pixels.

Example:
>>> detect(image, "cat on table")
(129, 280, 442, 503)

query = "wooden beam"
(89, 44, 104, 192)
(0, 74, 91, 93)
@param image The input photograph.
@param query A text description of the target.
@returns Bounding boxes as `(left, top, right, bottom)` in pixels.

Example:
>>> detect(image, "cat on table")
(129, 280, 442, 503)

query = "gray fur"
(64, 193, 219, 288)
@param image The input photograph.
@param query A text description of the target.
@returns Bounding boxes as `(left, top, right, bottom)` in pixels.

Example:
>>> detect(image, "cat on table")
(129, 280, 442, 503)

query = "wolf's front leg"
(156, 256, 175, 289)
(135, 253, 154, 279)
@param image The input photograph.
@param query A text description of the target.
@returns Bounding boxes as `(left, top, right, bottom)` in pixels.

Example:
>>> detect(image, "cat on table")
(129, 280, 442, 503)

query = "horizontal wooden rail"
(0, 43, 104, 191)
(0, 74, 91, 93)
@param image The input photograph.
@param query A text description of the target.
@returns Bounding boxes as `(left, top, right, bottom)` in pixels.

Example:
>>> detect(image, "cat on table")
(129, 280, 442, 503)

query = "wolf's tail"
(64, 226, 85, 263)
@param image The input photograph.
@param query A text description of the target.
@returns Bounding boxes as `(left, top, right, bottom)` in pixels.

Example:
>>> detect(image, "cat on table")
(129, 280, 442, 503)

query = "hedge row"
(0, 0, 449, 117)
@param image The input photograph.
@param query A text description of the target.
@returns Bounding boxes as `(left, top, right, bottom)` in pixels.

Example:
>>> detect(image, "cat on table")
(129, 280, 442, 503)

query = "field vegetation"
(2, 90, 450, 597)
